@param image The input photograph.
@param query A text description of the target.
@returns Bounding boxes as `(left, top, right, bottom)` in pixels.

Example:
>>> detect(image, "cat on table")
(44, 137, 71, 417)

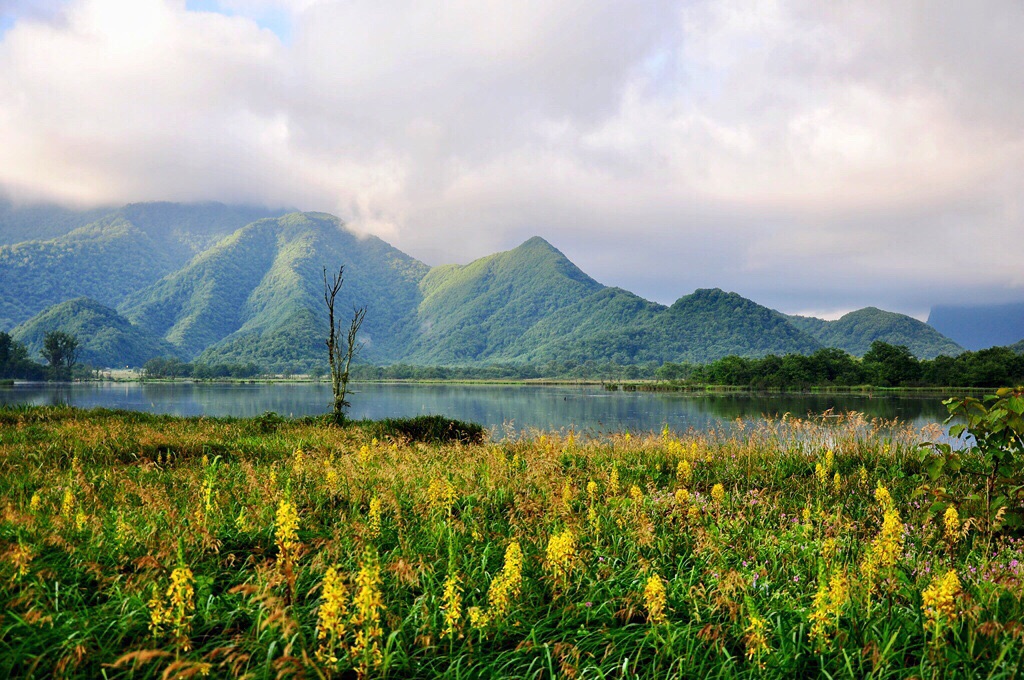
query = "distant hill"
(12, 298, 177, 368)
(927, 302, 1024, 351)
(121, 212, 429, 369)
(1009, 339, 1024, 354)
(0, 202, 285, 331)
(788, 307, 964, 358)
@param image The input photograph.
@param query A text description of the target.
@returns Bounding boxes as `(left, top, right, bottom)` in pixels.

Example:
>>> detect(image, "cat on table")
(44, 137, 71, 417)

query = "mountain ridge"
(0, 203, 970, 370)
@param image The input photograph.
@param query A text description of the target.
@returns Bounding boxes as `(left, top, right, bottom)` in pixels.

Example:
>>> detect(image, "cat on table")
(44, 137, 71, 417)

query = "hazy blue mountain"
(12, 297, 177, 368)
(927, 302, 1024, 351)
(122, 212, 429, 369)
(0, 198, 113, 244)
(789, 307, 964, 358)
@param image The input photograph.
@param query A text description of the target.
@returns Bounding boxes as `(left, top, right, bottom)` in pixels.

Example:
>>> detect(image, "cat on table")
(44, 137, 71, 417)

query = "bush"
(362, 414, 486, 444)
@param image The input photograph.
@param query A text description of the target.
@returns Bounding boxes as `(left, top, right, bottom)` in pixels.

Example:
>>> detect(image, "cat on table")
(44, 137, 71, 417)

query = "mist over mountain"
(0, 202, 969, 370)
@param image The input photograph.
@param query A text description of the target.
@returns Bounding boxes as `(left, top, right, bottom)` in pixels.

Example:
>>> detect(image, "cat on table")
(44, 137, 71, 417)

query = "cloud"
(0, 0, 1022, 317)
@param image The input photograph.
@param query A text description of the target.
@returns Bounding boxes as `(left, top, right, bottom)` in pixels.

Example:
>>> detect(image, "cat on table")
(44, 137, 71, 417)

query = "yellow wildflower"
(922, 569, 961, 630)
(744, 614, 771, 662)
(367, 496, 382, 539)
(546, 529, 577, 585)
(675, 488, 690, 506)
(943, 506, 961, 544)
(428, 478, 457, 515)
(29, 492, 41, 513)
(711, 483, 725, 506)
(832, 472, 841, 494)
(316, 566, 349, 664)
(275, 499, 300, 566)
(874, 484, 893, 510)
(643, 574, 668, 625)
(350, 551, 384, 673)
(561, 480, 574, 511)
(609, 466, 620, 496)
(486, 540, 524, 619)
(676, 459, 692, 485)
(808, 572, 849, 645)
(61, 488, 75, 518)
(151, 566, 195, 651)
(441, 573, 463, 639)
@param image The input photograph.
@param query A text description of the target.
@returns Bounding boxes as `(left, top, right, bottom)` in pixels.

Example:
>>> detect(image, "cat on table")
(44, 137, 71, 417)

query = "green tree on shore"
(41, 330, 79, 381)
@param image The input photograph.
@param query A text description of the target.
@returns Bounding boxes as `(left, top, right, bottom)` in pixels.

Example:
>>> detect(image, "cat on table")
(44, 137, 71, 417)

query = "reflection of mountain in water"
(0, 383, 950, 437)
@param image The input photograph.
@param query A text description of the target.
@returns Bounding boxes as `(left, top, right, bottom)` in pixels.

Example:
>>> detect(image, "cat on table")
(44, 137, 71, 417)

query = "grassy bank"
(1, 406, 1022, 677)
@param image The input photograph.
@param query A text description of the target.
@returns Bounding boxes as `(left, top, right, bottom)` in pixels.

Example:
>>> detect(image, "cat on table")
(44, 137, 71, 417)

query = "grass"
(1, 406, 1022, 678)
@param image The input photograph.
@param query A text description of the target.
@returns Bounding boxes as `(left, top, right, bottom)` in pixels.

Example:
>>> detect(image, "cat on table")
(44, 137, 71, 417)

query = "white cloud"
(0, 0, 1022, 315)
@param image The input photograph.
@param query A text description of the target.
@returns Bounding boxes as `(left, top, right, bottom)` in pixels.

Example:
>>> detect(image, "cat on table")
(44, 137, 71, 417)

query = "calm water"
(0, 382, 951, 437)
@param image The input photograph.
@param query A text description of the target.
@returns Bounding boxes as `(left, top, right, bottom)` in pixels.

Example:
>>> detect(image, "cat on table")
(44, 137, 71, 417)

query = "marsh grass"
(1, 406, 1022, 678)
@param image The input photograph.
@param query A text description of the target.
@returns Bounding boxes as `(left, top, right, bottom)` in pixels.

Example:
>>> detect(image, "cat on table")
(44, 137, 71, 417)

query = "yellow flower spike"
(61, 488, 75, 518)
(367, 496, 382, 539)
(643, 574, 668, 625)
(943, 506, 961, 544)
(711, 483, 725, 506)
(316, 566, 349, 663)
(545, 529, 577, 585)
(922, 569, 961, 631)
(350, 551, 384, 673)
(674, 488, 690, 506)
(561, 480, 574, 511)
(486, 540, 524, 619)
(29, 492, 41, 513)
(832, 472, 841, 494)
(744, 614, 771, 663)
(676, 459, 692, 485)
(275, 499, 300, 566)
(165, 566, 196, 651)
(441, 573, 463, 639)
(609, 466, 620, 496)
(874, 484, 893, 510)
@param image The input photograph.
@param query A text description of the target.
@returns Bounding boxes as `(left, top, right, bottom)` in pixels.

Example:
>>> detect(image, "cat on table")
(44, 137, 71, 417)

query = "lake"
(0, 382, 953, 438)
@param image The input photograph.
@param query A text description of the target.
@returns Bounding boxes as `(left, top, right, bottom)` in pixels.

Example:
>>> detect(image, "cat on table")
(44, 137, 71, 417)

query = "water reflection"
(0, 382, 952, 437)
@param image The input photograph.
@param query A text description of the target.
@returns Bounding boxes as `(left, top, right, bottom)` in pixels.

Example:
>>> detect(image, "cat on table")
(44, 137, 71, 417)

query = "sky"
(0, 0, 1022, 319)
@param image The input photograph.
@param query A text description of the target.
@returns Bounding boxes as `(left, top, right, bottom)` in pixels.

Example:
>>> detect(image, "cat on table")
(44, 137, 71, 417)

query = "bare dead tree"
(323, 265, 367, 423)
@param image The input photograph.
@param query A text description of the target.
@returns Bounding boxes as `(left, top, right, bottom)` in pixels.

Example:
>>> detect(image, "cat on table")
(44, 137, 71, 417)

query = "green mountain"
(0, 202, 284, 331)
(1009, 339, 1024, 355)
(515, 288, 822, 365)
(121, 212, 429, 369)
(0, 203, 969, 370)
(403, 237, 604, 364)
(12, 297, 177, 368)
(789, 307, 964, 359)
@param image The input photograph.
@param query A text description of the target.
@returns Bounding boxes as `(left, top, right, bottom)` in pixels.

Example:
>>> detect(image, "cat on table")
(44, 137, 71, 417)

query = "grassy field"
(1, 406, 1022, 678)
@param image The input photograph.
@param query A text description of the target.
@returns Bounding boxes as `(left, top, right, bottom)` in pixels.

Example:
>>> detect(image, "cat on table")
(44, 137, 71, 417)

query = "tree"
(41, 331, 79, 381)
(862, 341, 921, 387)
(323, 266, 367, 423)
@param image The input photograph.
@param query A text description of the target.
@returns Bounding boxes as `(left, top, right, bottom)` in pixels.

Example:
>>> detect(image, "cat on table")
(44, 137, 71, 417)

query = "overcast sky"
(1, 0, 1022, 319)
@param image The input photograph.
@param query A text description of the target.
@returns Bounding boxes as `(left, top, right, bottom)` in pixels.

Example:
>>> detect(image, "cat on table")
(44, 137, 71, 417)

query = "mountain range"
(0, 201, 985, 371)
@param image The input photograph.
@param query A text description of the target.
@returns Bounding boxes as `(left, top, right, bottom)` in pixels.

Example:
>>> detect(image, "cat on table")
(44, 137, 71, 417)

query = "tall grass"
(0, 406, 1020, 678)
